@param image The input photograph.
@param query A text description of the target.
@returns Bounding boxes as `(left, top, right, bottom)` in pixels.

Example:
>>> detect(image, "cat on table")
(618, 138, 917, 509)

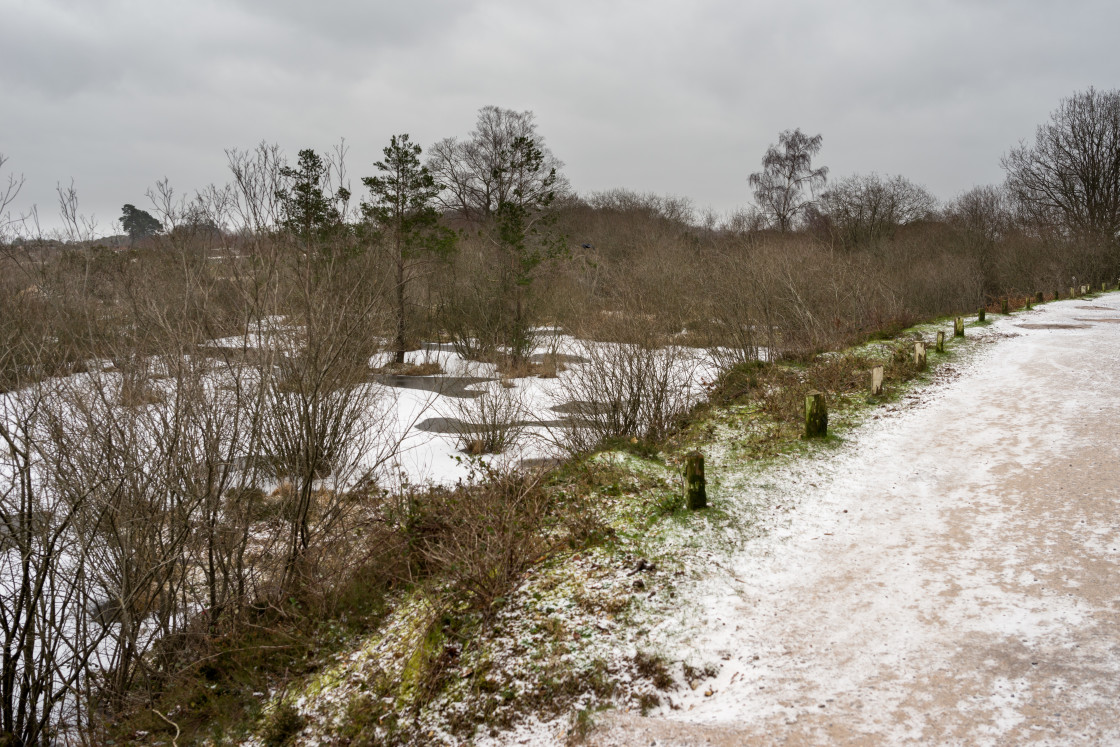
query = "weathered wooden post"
(805, 391, 827, 439)
(871, 365, 884, 396)
(1036, 291, 1044, 304)
(1000, 297, 1009, 314)
(954, 317, 964, 337)
(1025, 296, 1032, 310)
(684, 451, 706, 510)
(936, 330, 945, 352)
(1054, 289, 1061, 300)
(978, 308, 986, 322)
(1069, 286, 1076, 299)
(914, 341, 927, 370)
(1103, 282, 1108, 293)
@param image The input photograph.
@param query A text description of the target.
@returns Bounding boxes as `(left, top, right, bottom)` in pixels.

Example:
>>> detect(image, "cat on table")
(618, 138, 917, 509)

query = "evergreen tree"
(276, 148, 350, 241)
(120, 203, 162, 242)
(362, 134, 456, 364)
(492, 135, 564, 362)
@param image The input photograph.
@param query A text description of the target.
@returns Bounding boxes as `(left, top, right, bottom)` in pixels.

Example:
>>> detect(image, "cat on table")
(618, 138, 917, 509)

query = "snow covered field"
(363, 335, 716, 488)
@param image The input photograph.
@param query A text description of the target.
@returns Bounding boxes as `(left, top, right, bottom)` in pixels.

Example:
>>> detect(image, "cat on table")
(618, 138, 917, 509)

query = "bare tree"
(0, 154, 26, 243)
(819, 173, 937, 247)
(946, 185, 1015, 300)
(258, 234, 393, 592)
(427, 106, 569, 224)
(0, 377, 112, 744)
(1003, 87, 1120, 244)
(749, 129, 828, 232)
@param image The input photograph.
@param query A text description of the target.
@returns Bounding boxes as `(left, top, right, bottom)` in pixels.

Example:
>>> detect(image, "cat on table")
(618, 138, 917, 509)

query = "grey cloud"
(2, 0, 1119, 232)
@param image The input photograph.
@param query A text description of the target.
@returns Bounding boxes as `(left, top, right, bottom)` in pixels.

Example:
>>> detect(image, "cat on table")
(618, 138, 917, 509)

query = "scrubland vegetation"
(0, 89, 1118, 744)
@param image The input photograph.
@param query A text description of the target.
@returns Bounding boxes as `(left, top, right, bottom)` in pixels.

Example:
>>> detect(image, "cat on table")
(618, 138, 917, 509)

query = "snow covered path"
(592, 296, 1120, 745)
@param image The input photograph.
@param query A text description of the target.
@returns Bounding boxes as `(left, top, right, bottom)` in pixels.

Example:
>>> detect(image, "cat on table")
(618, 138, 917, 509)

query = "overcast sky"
(2, 0, 1118, 234)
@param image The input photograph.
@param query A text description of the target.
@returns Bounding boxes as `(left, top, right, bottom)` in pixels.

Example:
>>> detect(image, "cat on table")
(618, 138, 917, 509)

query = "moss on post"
(804, 391, 827, 439)
(871, 365, 884, 396)
(1036, 291, 1044, 304)
(936, 330, 945, 352)
(1000, 297, 1009, 314)
(913, 341, 927, 370)
(1025, 296, 1032, 310)
(978, 308, 986, 322)
(1070, 286, 1075, 298)
(684, 451, 707, 510)
(954, 317, 964, 337)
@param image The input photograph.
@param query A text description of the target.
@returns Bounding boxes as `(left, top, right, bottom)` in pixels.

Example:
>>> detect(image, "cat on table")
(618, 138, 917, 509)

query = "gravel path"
(589, 295, 1120, 746)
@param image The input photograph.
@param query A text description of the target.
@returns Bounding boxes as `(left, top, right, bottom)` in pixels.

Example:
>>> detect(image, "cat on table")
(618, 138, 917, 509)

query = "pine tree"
(361, 135, 455, 364)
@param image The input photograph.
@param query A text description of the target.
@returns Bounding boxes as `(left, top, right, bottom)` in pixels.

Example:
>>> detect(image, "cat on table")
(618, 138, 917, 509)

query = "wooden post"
(1055, 289, 1060, 300)
(1069, 286, 1075, 299)
(1000, 297, 1009, 314)
(936, 330, 945, 352)
(871, 365, 884, 396)
(1025, 296, 1032, 310)
(913, 341, 927, 370)
(1036, 291, 1044, 304)
(1103, 282, 1108, 293)
(805, 391, 827, 439)
(978, 308, 986, 322)
(954, 317, 964, 337)
(684, 451, 706, 510)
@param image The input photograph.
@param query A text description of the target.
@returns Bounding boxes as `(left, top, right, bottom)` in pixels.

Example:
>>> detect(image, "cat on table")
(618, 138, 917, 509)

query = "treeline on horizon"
(3, 90, 1120, 384)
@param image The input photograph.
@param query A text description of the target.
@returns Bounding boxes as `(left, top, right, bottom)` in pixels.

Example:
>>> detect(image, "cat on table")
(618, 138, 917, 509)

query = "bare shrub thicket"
(447, 378, 529, 455)
(258, 239, 394, 592)
(0, 144, 416, 739)
(406, 469, 554, 611)
(556, 312, 700, 453)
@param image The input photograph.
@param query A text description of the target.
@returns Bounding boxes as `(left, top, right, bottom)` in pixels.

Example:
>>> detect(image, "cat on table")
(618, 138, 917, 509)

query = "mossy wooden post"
(1036, 291, 1044, 304)
(1054, 289, 1060, 300)
(936, 330, 945, 353)
(978, 308, 986, 322)
(1000, 297, 1009, 314)
(954, 317, 964, 337)
(684, 451, 707, 510)
(1069, 286, 1075, 299)
(1025, 296, 1032, 310)
(913, 341, 927, 370)
(871, 365, 884, 396)
(805, 391, 827, 439)
(1103, 282, 1108, 293)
